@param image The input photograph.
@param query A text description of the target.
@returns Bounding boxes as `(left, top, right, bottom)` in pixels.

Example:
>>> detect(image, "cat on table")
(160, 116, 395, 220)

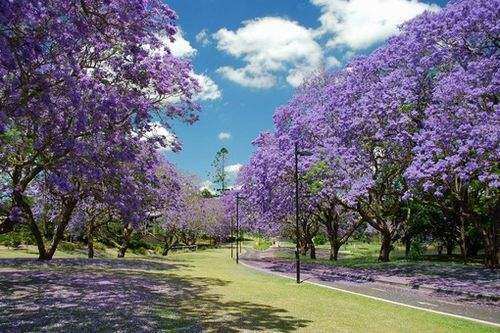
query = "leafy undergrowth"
(253, 237, 273, 251)
(0, 247, 496, 332)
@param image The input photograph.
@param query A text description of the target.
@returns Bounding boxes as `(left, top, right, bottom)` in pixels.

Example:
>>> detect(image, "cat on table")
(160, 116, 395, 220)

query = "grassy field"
(270, 240, 483, 271)
(0, 245, 497, 332)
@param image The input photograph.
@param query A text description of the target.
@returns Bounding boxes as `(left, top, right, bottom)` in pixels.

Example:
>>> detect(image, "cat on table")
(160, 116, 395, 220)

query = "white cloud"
(214, 17, 323, 89)
(217, 66, 276, 89)
(326, 56, 341, 68)
(193, 73, 222, 100)
(311, 0, 439, 50)
(196, 29, 211, 46)
(225, 163, 243, 175)
(142, 122, 179, 152)
(152, 32, 220, 101)
(200, 180, 215, 193)
(169, 30, 197, 58)
(218, 132, 231, 140)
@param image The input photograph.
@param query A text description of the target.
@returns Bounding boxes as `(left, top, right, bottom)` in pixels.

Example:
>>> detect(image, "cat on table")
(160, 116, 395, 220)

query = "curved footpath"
(240, 248, 500, 327)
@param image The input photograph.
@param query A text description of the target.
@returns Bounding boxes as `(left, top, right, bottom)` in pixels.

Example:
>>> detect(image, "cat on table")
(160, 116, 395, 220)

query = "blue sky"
(162, 0, 448, 190)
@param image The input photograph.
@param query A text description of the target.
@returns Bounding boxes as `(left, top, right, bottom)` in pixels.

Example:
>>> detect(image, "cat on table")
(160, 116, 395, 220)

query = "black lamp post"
(294, 142, 312, 284)
(236, 193, 240, 264)
(230, 216, 234, 259)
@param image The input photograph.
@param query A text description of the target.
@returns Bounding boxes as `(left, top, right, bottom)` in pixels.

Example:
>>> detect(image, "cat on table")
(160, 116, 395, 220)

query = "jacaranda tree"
(238, 0, 499, 266)
(0, 0, 200, 259)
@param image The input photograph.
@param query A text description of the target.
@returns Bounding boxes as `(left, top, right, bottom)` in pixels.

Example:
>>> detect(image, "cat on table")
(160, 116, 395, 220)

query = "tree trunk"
(88, 236, 94, 259)
(404, 236, 412, 259)
(299, 242, 308, 256)
(446, 241, 454, 255)
(29, 219, 48, 260)
(378, 231, 392, 262)
(118, 226, 132, 258)
(309, 241, 316, 259)
(480, 221, 498, 269)
(496, 216, 500, 268)
(86, 219, 96, 259)
(43, 200, 77, 260)
(330, 242, 340, 261)
(457, 209, 469, 264)
(162, 234, 175, 256)
(13, 191, 48, 259)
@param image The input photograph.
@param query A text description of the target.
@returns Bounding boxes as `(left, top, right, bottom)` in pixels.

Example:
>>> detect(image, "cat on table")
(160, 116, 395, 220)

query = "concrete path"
(240, 249, 500, 326)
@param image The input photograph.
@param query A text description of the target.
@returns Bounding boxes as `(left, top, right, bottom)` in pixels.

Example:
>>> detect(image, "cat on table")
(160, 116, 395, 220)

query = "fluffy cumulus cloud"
(311, 0, 439, 50)
(214, 17, 323, 89)
(218, 132, 231, 140)
(143, 122, 179, 152)
(225, 163, 243, 175)
(167, 30, 197, 58)
(193, 73, 222, 100)
(162, 30, 221, 101)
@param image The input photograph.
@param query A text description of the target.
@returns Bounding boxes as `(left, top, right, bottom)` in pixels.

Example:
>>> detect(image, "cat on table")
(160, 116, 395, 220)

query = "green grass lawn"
(271, 240, 483, 271)
(0, 245, 496, 332)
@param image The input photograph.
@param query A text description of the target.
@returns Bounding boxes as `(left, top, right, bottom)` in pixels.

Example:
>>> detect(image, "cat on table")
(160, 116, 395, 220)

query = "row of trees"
(233, 0, 499, 267)
(0, 0, 230, 259)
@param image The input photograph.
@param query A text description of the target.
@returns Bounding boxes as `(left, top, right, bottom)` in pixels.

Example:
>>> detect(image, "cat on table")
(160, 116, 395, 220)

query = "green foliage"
(58, 241, 83, 252)
(129, 234, 152, 250)
(200, 188, 214, 198)
(408, 239, 426, 261)
(132, 247, 147, 255)
(313, 233, 328, 246)
(302, 161, 329, 194)
(211, 147, 229, 193)
(0, 225, 35, 248)
(253, 237, 272, 251)
(1, 233, 22, 248)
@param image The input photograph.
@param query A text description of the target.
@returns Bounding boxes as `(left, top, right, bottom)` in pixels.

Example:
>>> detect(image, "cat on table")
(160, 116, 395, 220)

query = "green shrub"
(253, 237, 272, 251)
(132, 247, 147, 255)
(408, 239, 426, 261)
(93, 242, 107, 252)
(313, 234, 328, 246)
(59, 241, 80, 252)
(4, 233, 22, 248)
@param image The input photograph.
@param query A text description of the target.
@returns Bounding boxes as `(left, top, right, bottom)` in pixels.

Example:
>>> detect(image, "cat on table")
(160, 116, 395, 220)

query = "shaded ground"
(0, 258, 308, 332)
(261, 247, 500, 298)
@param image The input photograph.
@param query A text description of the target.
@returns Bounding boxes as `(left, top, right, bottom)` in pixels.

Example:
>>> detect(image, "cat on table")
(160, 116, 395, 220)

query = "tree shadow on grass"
(0, 258, 310, 332)
(157, 273, 311, 332)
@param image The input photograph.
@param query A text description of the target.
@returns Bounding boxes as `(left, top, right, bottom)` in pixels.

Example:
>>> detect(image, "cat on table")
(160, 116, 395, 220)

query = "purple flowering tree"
(239, 0, 498, 266)
(403, 0, 499, 267)
(0, 0, 200, 259)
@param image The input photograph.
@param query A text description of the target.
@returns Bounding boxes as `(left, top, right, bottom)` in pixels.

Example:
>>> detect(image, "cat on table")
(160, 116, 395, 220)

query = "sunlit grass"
(0, 246, 495, 332)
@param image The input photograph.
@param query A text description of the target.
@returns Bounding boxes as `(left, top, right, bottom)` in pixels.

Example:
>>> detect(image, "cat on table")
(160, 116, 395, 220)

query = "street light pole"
(293, 142, 312, 284)
(294, 142, 300, 284)
(236, 193, 240, 264)
(230, 216, 234, 259)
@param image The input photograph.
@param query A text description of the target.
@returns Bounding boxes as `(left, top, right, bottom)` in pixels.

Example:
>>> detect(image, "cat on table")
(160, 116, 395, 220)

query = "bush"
(132, 247, 147, 255)
(313, 234, 328, 246)
(408, 239, 426, 261)
(0, 224, 35, 247)
(59, 241, 80, 252)
(3, 233, 22, 248)
(253, 237, 272, 251)
(129, 233, 151, 250)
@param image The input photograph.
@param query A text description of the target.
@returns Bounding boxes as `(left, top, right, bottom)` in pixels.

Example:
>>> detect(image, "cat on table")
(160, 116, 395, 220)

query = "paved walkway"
(240, 248, 500, 326)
